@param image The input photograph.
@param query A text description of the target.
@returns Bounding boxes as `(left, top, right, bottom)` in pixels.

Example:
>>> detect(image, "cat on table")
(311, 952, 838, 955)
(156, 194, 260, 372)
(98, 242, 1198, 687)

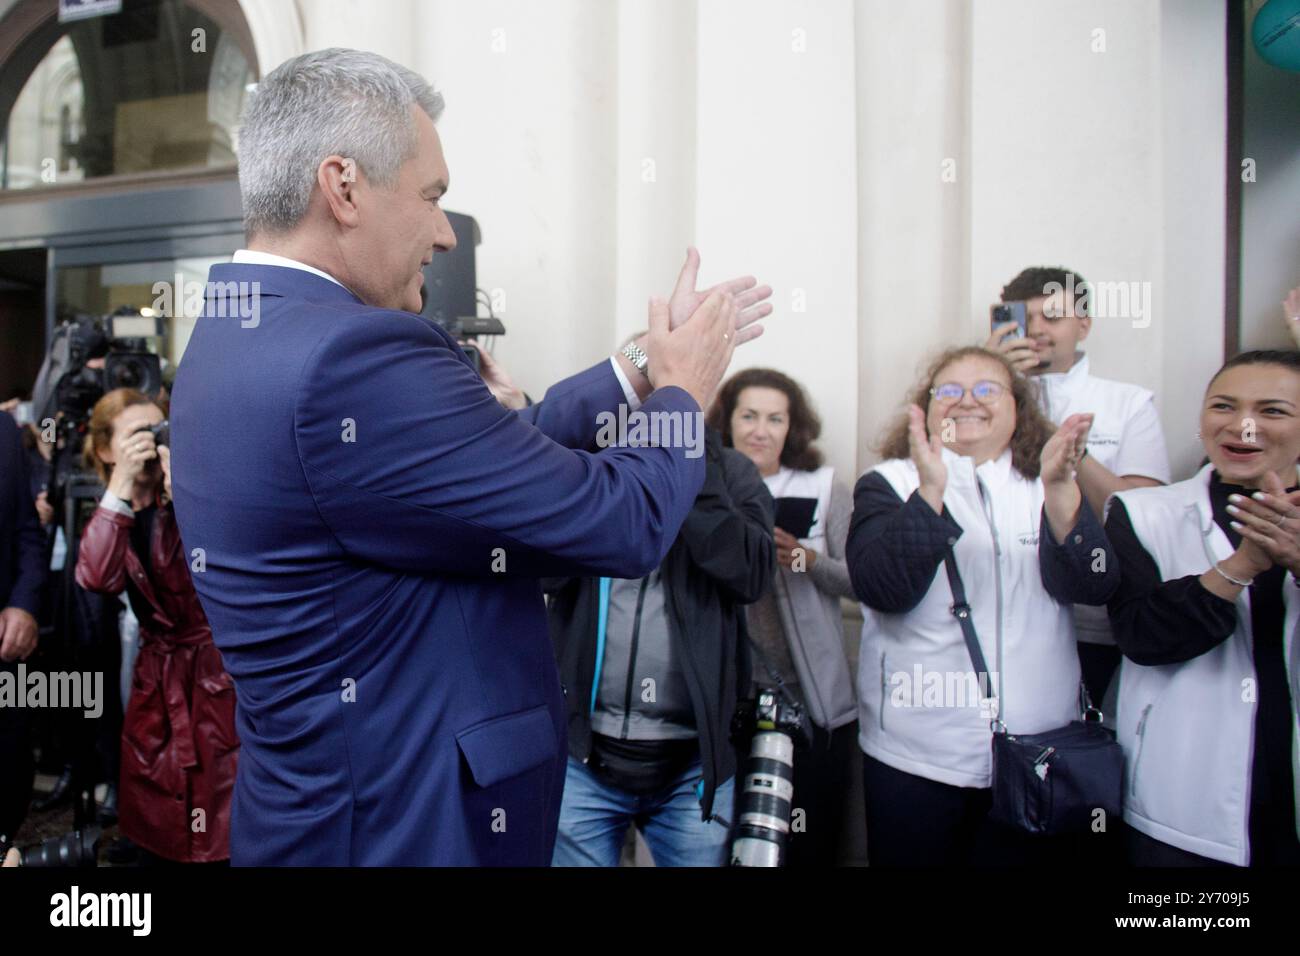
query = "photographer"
(545, 427, 774, 866)
(75, 388, 237, 864)
(708, 368, 858, 866)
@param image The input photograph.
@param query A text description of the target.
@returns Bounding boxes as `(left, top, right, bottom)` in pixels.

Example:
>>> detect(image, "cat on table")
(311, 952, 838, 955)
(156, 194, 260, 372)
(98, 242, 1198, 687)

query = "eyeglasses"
(929, 380, 1007, 406)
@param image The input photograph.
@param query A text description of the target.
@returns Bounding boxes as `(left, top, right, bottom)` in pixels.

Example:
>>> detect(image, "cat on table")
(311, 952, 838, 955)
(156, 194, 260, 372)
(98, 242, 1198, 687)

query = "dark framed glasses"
(929, 380, 1006, 406)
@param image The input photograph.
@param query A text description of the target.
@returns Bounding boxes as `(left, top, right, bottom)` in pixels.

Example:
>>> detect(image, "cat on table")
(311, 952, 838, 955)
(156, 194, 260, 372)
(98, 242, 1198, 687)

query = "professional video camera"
(729, 685, 813, 867)
(32, 308, 164, 428)
(29, 307, 163, 498)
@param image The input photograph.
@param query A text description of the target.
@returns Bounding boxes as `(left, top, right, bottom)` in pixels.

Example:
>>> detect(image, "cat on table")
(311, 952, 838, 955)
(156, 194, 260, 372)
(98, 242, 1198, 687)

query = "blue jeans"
(552, 755, 735, 866)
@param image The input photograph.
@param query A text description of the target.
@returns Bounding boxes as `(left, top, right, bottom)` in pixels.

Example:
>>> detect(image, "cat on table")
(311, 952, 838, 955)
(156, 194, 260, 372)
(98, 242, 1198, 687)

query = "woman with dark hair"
(75, 388, 237, 864)
(1107, 350, 1300, 867)
(708, 368, 858, 866)
(847, 346, 1117, 865)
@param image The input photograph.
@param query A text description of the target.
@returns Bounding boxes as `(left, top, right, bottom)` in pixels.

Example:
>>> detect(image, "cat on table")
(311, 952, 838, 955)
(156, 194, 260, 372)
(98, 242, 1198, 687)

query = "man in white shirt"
(985, 265, 1171, 706)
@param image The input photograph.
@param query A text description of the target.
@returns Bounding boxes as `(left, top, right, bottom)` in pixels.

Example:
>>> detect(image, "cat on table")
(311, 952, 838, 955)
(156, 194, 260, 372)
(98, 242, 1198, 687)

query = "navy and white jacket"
(847, 448, 1118, 788)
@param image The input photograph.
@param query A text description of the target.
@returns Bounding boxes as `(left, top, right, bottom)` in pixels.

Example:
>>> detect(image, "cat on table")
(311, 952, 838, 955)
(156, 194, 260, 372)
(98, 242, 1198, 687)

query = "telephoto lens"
(729, 689, 801, 867)
(14, 827, 102, 867)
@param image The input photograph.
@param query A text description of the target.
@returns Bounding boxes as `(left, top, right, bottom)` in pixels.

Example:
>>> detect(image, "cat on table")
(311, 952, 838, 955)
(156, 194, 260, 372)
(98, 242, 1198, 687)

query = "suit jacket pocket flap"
(455, 704, 557, 788)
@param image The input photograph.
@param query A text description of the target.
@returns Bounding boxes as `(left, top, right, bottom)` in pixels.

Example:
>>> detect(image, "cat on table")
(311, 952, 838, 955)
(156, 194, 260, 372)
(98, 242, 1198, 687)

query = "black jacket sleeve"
(675, 431, 774, 604)
(3, 417, 45, 616)
(846, 470, 964, 613)
(1038, 497, 1120, 606)
(1104, 498, 1237, 665)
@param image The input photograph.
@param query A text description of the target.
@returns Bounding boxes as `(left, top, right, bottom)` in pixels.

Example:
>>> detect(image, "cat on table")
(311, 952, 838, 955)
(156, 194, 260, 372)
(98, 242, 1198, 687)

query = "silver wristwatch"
(620, 341, 650, 382)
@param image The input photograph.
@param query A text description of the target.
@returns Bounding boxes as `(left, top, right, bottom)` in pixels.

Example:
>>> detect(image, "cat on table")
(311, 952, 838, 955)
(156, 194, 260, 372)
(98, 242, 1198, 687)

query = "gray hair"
(237, 48, 445, 237)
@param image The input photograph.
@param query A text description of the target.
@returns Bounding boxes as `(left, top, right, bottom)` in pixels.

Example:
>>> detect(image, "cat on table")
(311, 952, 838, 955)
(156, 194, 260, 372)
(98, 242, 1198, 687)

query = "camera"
(141, 420, 170, 448)
(32, 308, 164, 428)
(729, 687, 812, 867)
(1, 827, 101, 867)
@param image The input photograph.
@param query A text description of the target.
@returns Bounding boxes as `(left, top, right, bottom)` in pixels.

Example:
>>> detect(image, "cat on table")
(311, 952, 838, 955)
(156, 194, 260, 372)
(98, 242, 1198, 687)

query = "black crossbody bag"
(943, 550, 1124, 836)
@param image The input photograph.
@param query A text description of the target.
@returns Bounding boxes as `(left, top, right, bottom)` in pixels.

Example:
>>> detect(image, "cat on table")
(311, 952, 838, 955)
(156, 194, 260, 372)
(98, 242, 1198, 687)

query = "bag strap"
(943, 549, 1000, 727)
(746, 636, 803, 712)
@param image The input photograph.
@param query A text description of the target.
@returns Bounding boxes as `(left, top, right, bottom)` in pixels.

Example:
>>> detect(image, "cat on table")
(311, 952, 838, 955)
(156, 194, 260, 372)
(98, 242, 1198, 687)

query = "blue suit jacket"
(0, 414, 43, 617)
(170, 263, 704, 865)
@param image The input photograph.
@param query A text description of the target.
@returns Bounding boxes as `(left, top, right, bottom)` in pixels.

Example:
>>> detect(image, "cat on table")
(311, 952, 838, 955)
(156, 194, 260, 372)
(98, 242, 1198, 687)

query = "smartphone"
(991, 302, 1050, 370)
(990, 301, 1028, 338)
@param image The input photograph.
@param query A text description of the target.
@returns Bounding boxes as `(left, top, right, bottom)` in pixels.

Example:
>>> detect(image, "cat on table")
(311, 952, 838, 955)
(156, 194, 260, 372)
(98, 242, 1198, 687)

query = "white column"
(237, 0, 308, 74)
(854, 0, 972, 475)
(413, 0, 620, 396)
(297, 0, 415, 67)
(696, 0, 860, 481)
(1157, 0, 1227, 478)
(611, 0, 698, 346)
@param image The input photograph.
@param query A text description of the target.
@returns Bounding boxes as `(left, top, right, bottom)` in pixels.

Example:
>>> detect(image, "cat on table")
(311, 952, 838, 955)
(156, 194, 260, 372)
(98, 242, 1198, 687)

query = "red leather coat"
(75, 498, 237, 863)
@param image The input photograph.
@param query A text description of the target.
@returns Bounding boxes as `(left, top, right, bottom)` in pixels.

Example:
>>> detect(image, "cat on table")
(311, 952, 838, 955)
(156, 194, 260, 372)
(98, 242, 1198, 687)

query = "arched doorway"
(0, 0, 301, 394)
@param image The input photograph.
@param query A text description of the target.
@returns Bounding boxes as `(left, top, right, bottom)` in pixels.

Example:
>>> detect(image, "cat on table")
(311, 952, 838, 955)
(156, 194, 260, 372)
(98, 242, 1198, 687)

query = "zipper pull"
(1033, 746, 1056, 781)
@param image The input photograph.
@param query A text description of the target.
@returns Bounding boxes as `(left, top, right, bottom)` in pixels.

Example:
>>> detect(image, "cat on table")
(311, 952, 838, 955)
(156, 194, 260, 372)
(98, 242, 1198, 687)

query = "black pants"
(36, 581, 123, 785)
(785, 720, 857, 867)
(862, 753, 1095, 866)
(0, 660, 35, 841)
(1127, 827, 1228, 867)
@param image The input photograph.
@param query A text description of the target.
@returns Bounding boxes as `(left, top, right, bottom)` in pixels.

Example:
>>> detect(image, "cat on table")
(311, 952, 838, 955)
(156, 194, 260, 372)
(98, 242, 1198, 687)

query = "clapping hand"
(1224, 470, 1300, 578)
(1040, 413, 1093, 486)
(908, 404, 947, 514)
(668, 247, 772, 345)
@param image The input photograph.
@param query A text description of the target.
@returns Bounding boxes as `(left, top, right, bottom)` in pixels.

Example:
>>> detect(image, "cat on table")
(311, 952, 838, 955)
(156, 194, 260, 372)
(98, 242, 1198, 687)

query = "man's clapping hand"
(668, 246, 772, 343)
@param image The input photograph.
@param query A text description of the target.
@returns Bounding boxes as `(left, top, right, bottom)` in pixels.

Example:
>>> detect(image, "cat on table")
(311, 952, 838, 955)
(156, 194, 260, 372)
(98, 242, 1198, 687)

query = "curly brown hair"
(876, 347, 1055, 479)
(706, 368, 824, 471)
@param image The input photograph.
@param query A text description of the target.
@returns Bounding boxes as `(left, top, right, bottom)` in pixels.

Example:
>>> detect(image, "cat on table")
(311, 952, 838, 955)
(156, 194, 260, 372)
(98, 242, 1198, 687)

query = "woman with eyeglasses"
(847, 346, 1118, 865)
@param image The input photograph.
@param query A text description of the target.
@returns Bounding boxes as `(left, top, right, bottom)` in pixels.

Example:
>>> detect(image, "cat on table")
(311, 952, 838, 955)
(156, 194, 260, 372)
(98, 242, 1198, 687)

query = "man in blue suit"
(169, 48, 771, 865)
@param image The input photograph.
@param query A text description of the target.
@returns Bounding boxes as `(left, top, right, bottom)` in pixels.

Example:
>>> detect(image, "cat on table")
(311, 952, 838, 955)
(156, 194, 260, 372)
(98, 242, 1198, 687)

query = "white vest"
(856, 448, 1080, 788)
(762, 466, 857, 730)
(1033, 353, 1169, 481)
(1111, 465, 1300, 865)
(1036, 353, 1171, 645)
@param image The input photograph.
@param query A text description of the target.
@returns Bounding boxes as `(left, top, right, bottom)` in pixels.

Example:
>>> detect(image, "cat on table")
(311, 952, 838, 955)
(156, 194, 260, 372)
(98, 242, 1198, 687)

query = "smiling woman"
(846, 344, 1117, 866)
(1105, 349, 1300, 868)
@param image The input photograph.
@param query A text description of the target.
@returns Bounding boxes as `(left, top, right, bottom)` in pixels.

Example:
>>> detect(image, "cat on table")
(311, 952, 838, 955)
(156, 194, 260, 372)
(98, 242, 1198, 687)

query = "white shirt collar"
(1036, 352, 1090, 394)
(231, 249, 347, 289)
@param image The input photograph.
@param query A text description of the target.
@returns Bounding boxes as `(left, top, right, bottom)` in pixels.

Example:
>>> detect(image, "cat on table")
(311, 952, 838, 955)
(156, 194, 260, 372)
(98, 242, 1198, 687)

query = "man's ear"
(317, 155, 362, 228)
(1076, 314, 1092, 343)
